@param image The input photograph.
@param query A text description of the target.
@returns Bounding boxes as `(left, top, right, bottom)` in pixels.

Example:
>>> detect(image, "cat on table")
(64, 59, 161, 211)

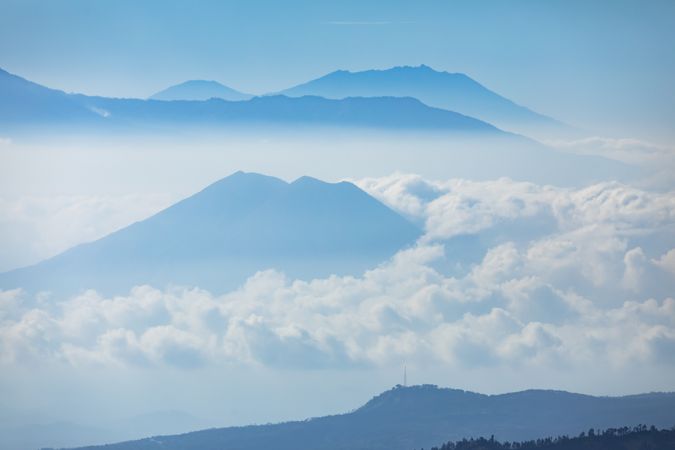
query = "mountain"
(0, 67, 100, 124)
(149, 80, 253, 101)
(59, 385, 675, 450)
(0, 411, 208, 450)
(80, 94, 502, 132)
(0, 67, 501, 133)
(277, 65, 573, 137)
(0, 172, 421, 296)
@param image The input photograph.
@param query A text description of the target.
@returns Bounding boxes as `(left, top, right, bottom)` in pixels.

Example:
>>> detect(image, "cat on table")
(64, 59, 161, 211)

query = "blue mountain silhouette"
(0, 68, 500, 133)
(278, 65, 572, 136)
(150, 80, 253, 101)
(0, 172, 421, 296)
(0, 67, 636, 186)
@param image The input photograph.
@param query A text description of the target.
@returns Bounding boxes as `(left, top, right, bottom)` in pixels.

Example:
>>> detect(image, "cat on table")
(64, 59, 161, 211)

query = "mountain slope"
(63, 385, 675, 450)
(0, 68, 100, 123)
(278, 65, 571, 137)
(0, 411, 208, 450)
(0, 172, 421, 296)
(149, 80, 252, 101)
(76, 94, 502, 132)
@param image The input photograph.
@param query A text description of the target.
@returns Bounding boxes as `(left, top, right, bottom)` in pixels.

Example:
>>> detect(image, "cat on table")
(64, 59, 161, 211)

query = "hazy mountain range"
(0, 172, 421, 296)
(0, 67, 501, 133)
(0, 66, 638, 186)
(1, 65, 574, 138)
(148, 65, 572, 138)
(58, 385, 675, 450)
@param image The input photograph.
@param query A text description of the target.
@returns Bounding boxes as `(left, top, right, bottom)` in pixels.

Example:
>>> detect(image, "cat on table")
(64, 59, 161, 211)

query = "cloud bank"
(546, 136, 674, 164)
(1, 175, 673, 374)
(545, 136, 675, 188)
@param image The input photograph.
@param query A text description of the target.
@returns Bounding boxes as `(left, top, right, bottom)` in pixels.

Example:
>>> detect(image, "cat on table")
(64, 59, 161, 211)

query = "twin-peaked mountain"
(0, 172, 421, 296)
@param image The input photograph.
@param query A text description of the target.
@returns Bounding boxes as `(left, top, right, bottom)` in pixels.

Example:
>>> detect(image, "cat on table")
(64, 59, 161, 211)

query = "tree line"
(423, 425, 675, 450)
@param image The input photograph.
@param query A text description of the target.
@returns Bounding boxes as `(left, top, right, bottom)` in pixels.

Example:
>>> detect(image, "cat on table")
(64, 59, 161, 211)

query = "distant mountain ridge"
(81, 94, 502, 131)
(278, 65, 573, 137)
(1, 65, 575, 137)
(0, 171, 421, 296)
(150, 80, 253, 101)
(0, 67, 502, 133)
(61, 385, 675, 450)
(0, 67, 636, 186)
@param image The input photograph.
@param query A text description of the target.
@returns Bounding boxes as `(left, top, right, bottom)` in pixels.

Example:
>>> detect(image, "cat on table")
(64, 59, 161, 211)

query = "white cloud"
(545, 137, 675, 188)
(356, 176, 675, 297)
(1, 247, 673, 371)
(546, 136, 675, 165)
(354, 174, 557, 241)
(653, 248, 675, 275)
(355, 176, 675, 241)
(88, 106, 111, 118)
(622, 247, 647, 291)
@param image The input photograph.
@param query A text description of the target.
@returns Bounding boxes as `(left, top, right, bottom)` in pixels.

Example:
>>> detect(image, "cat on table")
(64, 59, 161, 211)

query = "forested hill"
(429, 425, 675, 450)
(61, 385, 675, 450)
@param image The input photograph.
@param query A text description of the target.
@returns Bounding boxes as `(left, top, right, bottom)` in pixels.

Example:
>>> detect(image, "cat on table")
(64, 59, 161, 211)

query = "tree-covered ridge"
(59, 387, 675, 450)
(429, 425, 675, 450)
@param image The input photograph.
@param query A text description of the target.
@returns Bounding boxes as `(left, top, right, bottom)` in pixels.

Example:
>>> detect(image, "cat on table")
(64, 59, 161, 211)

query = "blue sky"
(1, 0, 674, 141)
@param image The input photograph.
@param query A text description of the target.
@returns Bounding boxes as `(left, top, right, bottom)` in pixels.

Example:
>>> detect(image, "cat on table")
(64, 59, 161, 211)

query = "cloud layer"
(1, 175, 674, 374)
(546, 136, 675, 165)
(545, 136, 675, 188)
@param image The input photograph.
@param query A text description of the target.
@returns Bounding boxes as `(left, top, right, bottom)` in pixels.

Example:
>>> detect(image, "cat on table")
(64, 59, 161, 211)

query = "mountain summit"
(0, 172, 421, 296)
(278, 65, 569, 136)
(149, 80, 253, 101)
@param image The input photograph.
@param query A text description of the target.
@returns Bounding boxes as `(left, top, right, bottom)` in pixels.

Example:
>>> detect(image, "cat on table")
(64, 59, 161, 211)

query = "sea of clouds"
(1, 174, 674, 373)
